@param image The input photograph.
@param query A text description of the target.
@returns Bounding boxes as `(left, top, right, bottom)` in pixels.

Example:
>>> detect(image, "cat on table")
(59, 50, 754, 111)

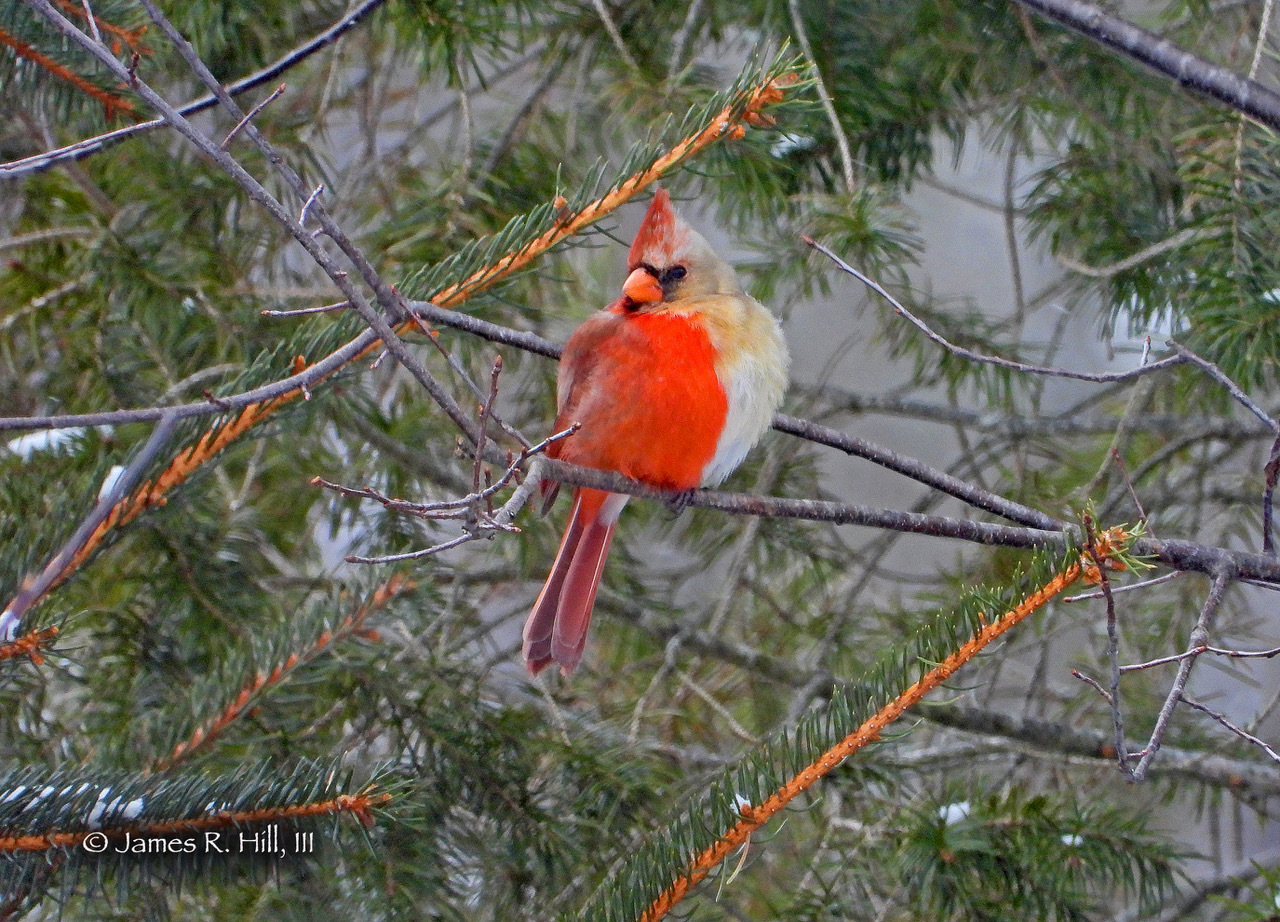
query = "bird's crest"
(628, 188, 691, 270)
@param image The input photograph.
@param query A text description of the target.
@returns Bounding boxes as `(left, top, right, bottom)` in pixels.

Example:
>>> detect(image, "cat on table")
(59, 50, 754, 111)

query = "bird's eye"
(664, 265, 687, 283)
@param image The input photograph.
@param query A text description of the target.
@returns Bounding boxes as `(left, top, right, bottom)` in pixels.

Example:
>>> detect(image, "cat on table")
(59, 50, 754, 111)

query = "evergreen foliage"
(3, 0, 1280, 919)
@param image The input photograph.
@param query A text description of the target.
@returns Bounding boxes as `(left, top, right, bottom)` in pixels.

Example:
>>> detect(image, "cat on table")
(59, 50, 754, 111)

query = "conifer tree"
(3, 1, 1280, 919)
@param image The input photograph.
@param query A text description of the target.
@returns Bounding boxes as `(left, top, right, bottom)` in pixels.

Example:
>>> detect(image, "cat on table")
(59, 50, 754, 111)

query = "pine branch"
(0, 0, 391, 179)
(153, 575, 412, 772)
(400, 50, 803, 301)
(0, 23, 135, 118)
(50, 0, 147, 51)
(583, 531, 1129, 922)
(0, 757, 394, 901)
(0, 627, 58, 665)
(1, 412, 179, 637)
(0, 791, 388, 854)
(0, 759, 391, 869)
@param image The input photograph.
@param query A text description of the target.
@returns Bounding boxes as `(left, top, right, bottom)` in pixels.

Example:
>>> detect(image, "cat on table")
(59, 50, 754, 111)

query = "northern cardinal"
(523, 189, 789, 676)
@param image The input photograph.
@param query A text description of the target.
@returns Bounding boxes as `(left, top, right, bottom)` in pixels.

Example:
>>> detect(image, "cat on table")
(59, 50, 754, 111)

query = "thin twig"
(589, 0, 640, 72)
(788, 0, 855, 191)
(472, 54, 567, 193)
(1082, 376, 1155, 499)
(1120, 648, 1206, 672)
(806, 236, 1189, 383)
(1124, 643, 1280, 671)
(1109, 446, 1150, 529)
(1089, 515, 1130, 769)
(1064, 570, 1180, 602)
(298, 183, 325, 228)
(667, 0, 705, 79)
(313, 478, 474, 520)
(77, 0, 99, 42)
(1056, 227, 1199, 278)
(1130, 570, 1233, 780)
(330, 424, 578, 563)
(1168, 341, 1280, 433)
(260, 300, 350, 317)
(220, 83, 286, 149)
(407, 310, 530, 448)
(345, 533, 476, 564)
(1181, 695, 1280, 765)
(1071, 669, 1113, 704)
(471, 357, 503, 497)
(1168, 341, 1280, 556)
(1264, 432, 1280, 555)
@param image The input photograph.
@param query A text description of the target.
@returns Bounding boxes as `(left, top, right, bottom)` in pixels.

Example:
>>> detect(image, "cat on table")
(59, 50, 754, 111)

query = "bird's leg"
(663, 488, 697, 517)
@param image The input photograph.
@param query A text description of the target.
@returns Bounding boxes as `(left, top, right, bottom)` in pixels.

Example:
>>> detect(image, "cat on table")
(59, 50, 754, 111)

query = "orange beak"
(622, 267, 663, 305)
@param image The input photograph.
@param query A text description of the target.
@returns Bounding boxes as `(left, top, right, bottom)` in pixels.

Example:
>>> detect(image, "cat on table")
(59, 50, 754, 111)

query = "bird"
(522, 188, 789, 676)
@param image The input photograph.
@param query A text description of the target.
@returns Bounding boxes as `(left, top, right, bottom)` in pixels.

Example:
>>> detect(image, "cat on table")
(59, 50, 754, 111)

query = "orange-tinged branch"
(0, 791, 391, 854)
(52, 0, 149, 53)
(0, 26, 135, 119)
(152, 575, 411, 771)
(637, 530, 1128, 922)
(55, 398, 282, 587)
(429, 75, 796, 308)
(0, 627, 59, 666)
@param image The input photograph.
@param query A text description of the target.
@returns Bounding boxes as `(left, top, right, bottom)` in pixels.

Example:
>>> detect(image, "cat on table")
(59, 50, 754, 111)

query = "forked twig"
(805, 236, 1188, 383)
(1181, 695, 1280, 765)
(319, 421, 579, 565)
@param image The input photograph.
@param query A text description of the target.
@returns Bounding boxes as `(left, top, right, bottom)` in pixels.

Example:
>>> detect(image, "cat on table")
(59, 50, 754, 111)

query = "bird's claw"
(664, 489, 696, 516)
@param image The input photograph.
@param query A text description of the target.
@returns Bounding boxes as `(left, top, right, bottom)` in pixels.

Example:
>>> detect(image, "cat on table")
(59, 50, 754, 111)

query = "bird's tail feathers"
(523, 488, 619, 676)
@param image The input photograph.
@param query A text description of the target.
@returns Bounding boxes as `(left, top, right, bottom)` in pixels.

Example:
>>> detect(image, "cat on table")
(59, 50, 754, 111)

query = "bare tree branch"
(1181, 695, 1280, 765)
(1010, 0, 1280, 132)
(0, 327, 380, 432)
(806, 236, 1189, 383)
(1131, 570, 1233, 781)
(1169, 342, 1280, 434)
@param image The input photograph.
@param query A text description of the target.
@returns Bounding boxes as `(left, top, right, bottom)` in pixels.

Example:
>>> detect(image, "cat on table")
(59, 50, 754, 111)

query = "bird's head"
(618, 188, 737, 312)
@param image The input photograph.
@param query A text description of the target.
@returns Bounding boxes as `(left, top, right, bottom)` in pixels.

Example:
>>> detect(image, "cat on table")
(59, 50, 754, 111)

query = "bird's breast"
(551, 311, 728, 491)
